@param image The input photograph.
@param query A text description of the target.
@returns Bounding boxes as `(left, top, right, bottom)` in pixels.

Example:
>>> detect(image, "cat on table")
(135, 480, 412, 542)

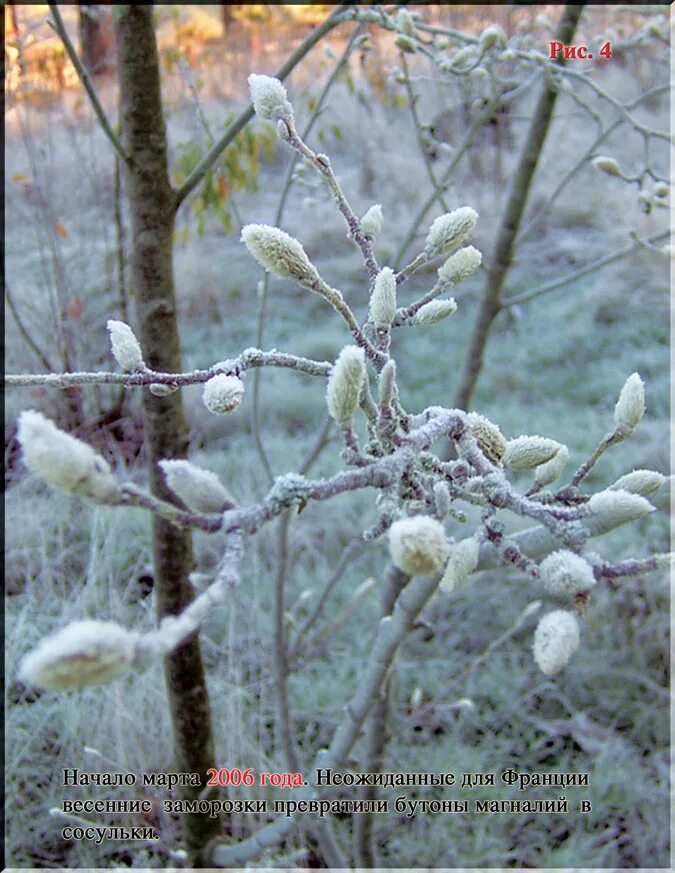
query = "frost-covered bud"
(149, 383, 178, 396)
(396, 7, 416, 37)
(539, 550, 596, 597)
(466, 412, 507, 464)
(534, 445, 569, 488)
(504, 436, 563, 471)
(533, 610, 580, 676)
(433, 481, 451, 518)
(378, 359, 397, 406)
(203, 374, 245, 415)
(437, 245, 482, 285)
(394, 34, 417, 54)
(424, 207, 478, 258)
(592, 156, 622, 177)
(369, 267, 397, 329)
(614, 372, 645, 436)
(479, 25, 505, 51)
(360, 204, 384, 237)
(439, 536, 479, 592)
(19, 620, 139, 690)
(18, 410, 118, 502)
(652, 181, 669, 198)
(609, 469, 665, 496)
(588, 489, 655, 534)
(412, 298, 458, 325)
(450, 46, 478, 71)
(326, 346, 366, 425)
(107, 320, 144, 372)
(389, 515, 449, 576)
(248, 73, 294, 122)
(241, 224, 319, 285)
(159, 459, 234, 514)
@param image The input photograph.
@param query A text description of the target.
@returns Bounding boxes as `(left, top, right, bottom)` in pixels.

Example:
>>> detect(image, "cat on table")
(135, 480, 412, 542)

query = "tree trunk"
(78, 4, 115, 76)
(453, 4, 585, 412)
(115, 6, 220, 864)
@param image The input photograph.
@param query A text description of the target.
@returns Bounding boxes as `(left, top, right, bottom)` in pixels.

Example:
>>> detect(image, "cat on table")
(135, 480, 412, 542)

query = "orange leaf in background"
(66, 298, 85, 320)
(12, 173, 29, 184)
(216, 172, 228, 203)
(54, 221, 68, 238)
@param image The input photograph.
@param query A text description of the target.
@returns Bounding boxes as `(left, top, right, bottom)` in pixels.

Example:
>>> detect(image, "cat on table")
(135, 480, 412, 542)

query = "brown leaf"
(66, 298, 85, 320)
(54, 221, 68, 238)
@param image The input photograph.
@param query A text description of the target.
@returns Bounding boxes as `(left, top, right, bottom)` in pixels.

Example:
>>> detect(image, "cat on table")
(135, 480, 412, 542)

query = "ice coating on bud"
(534, 445, 569, 488)
(437, 245, 482, 285)
(433, 481, 451, 518)
(203, 374, 245, 415)
(241, 224, 319, 285)
(378, 359, 397, 406)
(609, 469, 665, 496)
(326, 345, 366, 425)
(539, 550, 596, 597)
(466, 412, 507, 464)
(389, 515, 449, 576)
(504, 436, 563, 471)
(160, 460, 234, 514)
(533, 610, 580, 675)
(19, 620, 139, 690)
(412, 298, 458, 325)
(107, 320, 144, 372)
(614, 372, 645, 436)
(592, 156, 622, 177)
(18, 410, 118, 502)
(588, 489, 655, 534)
(424, 207, 478, 257)
(439, 536, 479, 591)
(248, 74, 294, 122)
(369, 267, 397, 329)
(360, 204, 384, 237)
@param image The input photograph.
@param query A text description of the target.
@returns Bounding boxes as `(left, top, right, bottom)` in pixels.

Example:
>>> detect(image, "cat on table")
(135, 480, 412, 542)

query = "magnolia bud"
(587, 489, 655, 534)
(248, 73, 294, 122)
(360, 204, 384, 237)
(241, 224, 319, 285)
(539, 550, 596, 597)
(433, 481, 451, 518)
(378, 359, 397, 407)
(396, 7, 416, 37)
(439, 537, 479, 591)
(19, 620, 139, 690)
(533, 610, 580, 675)
(504, 436, 563, 471)
(614, 372, 645, 436)
(479, 25, 505, 51)
(326, 346, 366, 425)
(424, 207, 478, 258)
(17, 410, 118, 502)
(437, 245, 482, 285)
(534, 445, 569, 488)
(652, 181, 669, 198)
(107, 320, 144, 372)
(149, 383, 178, 396)
(394, 34, 417, 54)
(203, 374, 245, 415)
(466, 412, 507, 464)
(389, 515, 449, 576)
(593, 156, 622, 176)
(159, 460, 234, 514)
(369, 267, 397, 329)
(609, 469, 665, 496)
(412, 298, 458, 325)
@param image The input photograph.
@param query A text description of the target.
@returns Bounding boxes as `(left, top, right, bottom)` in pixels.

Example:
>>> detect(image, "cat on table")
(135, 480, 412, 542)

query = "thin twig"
(5, 283, 54, 372)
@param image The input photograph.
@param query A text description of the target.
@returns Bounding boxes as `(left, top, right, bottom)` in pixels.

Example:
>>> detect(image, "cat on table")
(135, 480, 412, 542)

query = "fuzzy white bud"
(609, 469, 666, 496)
(17, 410, 118, 502)
(479, 25, 505, 51)
(394, 34, 417, 54)
(149, 383, 178, 396)
(439, 536, 479, 591)
(466, 412, 507, 464)
(652, 181, 669, 198)
(587, 489, 655, 534)
(424, 207, 478, 257)
(433, 481, 451, 518)
(614, 372, 645, 436)
(160, 460, 234, 514)
(369, 267, 397, 329)
(203, 374, 245, 415)
(241, 223, 319, 285)
(19, 620, 139, 690)
(396, 7, 416, 37)
(592, 156, 622, 177)
(248, 74, 294, 122)
(107, 320, 144, 372)
(504, 436, 563, 471)
(326, 346, 366, 425)
(437, 245, 482, 285)
(533, 445, 569, 488)
(389, 515, 449, 577)
(378, 359, 397, 407)
(539, 550, 596, 597)
(412, 298, 458, 325)
(533, 610, 580, 675)
(360, 204, 384, 237)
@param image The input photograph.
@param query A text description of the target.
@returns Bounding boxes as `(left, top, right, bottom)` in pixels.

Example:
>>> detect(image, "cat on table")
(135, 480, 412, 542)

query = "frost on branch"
(532, 610, 580, 675)
(17, 410, 118, 502)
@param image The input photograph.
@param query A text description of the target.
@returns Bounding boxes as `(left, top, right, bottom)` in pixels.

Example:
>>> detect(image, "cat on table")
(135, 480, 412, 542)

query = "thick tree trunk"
(115, 6, 220, 864)
(78, 4, 115, 76)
